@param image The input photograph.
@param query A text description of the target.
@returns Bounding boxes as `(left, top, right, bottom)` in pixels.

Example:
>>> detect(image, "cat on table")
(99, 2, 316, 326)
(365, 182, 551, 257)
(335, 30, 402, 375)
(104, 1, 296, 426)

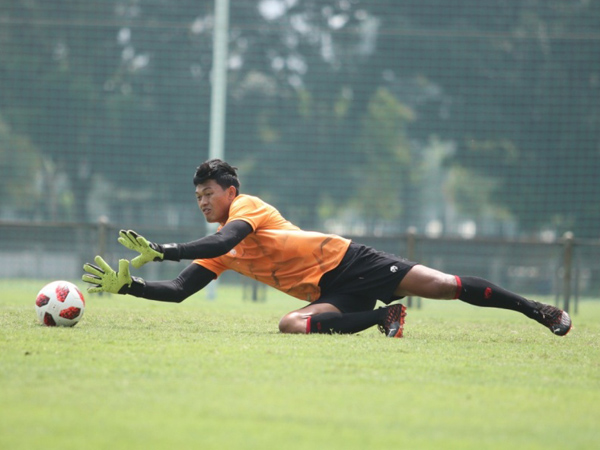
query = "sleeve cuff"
(128, 277, 146, 297)
(161, 244, 181, 262)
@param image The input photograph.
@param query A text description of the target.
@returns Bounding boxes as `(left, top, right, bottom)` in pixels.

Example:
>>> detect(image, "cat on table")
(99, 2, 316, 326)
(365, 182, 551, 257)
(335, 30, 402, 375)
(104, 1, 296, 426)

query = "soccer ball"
(35, 280, 85, 327)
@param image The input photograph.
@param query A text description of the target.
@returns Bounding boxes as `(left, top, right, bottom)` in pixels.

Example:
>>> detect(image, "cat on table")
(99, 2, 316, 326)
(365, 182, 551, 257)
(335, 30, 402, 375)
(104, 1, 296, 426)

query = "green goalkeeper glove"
(82, 256, 138, 294)
(118, 229, 177, 269)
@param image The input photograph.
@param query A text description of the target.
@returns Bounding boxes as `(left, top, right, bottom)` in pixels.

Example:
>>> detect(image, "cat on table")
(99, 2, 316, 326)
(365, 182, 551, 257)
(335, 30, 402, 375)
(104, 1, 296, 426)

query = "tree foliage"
(1, 0, 598, 237)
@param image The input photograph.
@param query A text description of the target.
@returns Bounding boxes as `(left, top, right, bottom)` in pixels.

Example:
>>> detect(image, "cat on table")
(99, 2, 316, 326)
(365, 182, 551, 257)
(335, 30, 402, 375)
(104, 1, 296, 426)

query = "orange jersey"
(193, 195, 350, 302)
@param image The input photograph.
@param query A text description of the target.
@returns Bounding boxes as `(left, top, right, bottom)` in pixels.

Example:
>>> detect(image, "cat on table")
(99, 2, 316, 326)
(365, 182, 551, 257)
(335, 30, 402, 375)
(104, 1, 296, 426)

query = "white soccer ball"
(35, 280, 86, 327)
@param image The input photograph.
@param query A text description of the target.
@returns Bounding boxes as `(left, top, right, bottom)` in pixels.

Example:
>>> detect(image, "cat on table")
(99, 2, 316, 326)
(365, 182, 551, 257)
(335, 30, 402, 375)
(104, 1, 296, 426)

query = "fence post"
(97, 215, 109, 260)
(243, 278, 266, 302)
(406, 227, 418, 308)
(562, 231, 574, 314)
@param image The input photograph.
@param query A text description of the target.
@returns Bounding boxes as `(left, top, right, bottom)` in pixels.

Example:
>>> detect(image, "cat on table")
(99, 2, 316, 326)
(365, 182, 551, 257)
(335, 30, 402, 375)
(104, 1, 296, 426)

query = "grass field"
(1, 279, 599, 450)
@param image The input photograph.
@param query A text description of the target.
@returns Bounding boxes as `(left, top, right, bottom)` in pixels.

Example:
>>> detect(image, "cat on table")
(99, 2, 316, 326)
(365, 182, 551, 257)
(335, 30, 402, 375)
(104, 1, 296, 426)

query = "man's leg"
(278, 302, 406, 337)
(278, 302, 341, 334)
(395, 265, 572, 336)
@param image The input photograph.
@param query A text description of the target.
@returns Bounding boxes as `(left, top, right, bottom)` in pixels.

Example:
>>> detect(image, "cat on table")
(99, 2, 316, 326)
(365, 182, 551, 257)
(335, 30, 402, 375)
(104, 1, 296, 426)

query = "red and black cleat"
(378, 303, 407, 338)
(531, 302, 572, 336)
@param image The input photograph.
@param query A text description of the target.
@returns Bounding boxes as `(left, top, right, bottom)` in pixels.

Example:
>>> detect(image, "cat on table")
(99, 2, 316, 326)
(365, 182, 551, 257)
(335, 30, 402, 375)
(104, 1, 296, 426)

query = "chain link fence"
(2, 1, 599, 310)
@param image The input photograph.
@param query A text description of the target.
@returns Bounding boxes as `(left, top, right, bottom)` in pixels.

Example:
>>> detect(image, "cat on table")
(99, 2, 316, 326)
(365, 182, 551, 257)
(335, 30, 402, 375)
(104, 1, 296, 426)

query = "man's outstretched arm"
(118, 220, 253, 268)
(82, 257, 216, 303)
(130, 263, 215, 303)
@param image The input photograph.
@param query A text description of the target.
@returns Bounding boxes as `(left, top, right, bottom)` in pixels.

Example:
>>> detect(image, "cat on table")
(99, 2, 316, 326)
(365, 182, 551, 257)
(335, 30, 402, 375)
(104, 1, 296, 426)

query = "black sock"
(456, 276, 539, 319)
(308, 309, 386, 334)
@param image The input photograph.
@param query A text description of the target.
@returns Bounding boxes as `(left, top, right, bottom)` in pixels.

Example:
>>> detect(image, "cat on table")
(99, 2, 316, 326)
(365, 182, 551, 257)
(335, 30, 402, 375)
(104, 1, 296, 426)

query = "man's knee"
(428, 273, 458, 299)
(279, 304, 341, 334)
(278, 312, 306, 334)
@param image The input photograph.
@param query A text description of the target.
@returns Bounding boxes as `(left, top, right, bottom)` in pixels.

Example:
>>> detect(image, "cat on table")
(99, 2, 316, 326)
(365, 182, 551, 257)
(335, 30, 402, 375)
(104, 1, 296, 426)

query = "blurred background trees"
(1, 0, 598, 238)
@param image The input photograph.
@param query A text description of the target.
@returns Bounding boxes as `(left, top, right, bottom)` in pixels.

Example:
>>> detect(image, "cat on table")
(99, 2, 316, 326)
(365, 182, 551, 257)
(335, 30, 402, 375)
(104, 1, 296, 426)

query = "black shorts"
(311, 242, 418, 313)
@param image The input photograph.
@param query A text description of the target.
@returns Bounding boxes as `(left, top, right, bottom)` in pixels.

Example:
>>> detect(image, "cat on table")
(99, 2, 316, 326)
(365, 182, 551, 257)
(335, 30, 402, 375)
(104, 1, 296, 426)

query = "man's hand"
(82, 256, 133, 294)
(118, 229, 164, 268)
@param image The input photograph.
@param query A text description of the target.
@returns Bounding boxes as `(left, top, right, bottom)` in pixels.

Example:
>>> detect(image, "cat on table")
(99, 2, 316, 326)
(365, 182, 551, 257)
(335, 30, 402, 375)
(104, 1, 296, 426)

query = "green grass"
(1, 279, 599, 450)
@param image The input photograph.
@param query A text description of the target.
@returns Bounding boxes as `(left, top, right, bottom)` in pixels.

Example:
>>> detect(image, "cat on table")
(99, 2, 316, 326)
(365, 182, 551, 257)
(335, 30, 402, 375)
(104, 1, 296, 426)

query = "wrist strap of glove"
(161, 244, 181, 262)
(128, 276, 146, 297)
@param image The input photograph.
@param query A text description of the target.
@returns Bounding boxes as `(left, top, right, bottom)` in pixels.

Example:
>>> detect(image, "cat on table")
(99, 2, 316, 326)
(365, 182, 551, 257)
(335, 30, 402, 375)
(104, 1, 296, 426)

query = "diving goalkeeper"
(82, 159, 572, 337)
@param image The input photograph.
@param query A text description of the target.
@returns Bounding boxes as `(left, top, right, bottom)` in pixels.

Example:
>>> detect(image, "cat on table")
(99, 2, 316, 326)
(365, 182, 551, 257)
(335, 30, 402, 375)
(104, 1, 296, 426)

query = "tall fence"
(1, 219, 597, 313)
(1, 1, 599, 307)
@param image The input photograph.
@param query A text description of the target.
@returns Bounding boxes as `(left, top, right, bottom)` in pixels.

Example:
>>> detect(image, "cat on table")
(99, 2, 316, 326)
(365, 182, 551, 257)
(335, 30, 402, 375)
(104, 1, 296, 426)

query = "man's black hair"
(193, 159, 240, 194)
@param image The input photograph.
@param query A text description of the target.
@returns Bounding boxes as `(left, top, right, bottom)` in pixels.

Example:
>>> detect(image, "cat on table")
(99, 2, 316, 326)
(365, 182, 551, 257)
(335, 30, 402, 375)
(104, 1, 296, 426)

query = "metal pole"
(206, 0, 230, 300)
(209, 0, 230, 162)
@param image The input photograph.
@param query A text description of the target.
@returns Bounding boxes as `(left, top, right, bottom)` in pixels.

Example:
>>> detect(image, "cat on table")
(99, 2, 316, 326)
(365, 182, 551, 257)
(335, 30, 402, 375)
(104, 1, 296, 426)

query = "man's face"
(195, 179, 237, 224)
